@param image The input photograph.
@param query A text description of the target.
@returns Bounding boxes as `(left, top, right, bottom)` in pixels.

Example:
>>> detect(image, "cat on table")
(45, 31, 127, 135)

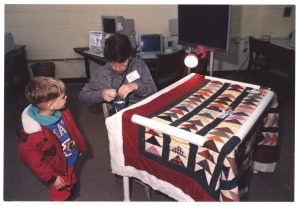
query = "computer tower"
(128, 36, 137, 49)
(122, 19, 135, 36)
(168, 19, 178, 36)
(5, 32, 16, 54)
(164, 36, 174, 51)
(164, 36, 182, 52)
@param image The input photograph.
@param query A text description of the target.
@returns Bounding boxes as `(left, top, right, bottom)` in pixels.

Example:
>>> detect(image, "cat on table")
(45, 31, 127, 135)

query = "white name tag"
(126, 70, 140, 83)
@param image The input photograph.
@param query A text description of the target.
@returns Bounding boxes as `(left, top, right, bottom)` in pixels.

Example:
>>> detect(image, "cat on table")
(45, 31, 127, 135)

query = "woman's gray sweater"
(79, 57, 157, 106)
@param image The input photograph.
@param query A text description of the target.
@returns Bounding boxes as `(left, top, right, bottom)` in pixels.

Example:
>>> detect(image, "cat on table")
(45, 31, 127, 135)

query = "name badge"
(126, 70, 140, 83)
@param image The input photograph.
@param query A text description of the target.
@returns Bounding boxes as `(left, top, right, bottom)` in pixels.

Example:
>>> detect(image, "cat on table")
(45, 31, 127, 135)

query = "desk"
(73, 47, 106, 80)
(271, 38, 294, 50)
(106, 73, 278, 201)
(73, 47, 159, 80)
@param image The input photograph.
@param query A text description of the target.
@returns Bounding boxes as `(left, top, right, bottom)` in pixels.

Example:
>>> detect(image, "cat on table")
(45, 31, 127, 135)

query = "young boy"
(17, 76, 86, 201)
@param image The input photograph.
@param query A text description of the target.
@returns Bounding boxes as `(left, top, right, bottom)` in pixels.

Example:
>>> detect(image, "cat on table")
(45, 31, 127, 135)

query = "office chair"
(267, 43, 294, 79)
(244, 36, 271, 82)
(247, 36, 271, 72)
(266, 43, 295, 94)
(102, 102, 151, 200)
(154, 49, 186, 90)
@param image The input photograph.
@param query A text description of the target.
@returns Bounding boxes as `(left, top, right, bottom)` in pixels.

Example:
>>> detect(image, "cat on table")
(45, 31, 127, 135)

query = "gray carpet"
(3, 71, 294, 201)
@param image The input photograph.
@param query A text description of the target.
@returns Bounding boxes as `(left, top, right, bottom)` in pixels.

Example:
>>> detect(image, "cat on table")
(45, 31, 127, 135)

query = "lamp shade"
(184, 53, 198, 68)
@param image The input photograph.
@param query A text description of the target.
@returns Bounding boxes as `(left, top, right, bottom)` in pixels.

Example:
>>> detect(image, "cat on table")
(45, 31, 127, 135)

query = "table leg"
(123, 176, 130, 201)
(84, 57, 91, 80)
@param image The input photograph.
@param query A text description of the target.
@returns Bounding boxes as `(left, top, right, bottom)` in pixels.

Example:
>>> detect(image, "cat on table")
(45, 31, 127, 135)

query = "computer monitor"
(101, 16, 124, 34)
(178, 5, 231, 51)
(101, 15, 135, 36)
(139, 34, 164, 54)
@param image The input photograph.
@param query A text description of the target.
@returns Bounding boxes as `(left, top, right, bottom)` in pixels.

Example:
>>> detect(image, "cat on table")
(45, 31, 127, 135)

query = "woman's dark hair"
(104, 33, 133, 63)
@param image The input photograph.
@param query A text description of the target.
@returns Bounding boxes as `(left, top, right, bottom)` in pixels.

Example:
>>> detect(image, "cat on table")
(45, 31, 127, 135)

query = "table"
(106, 73, 279, 201)
(73, 47, 106, 80)
(270, 38, 294, 50)
(73, 47, 159, 80)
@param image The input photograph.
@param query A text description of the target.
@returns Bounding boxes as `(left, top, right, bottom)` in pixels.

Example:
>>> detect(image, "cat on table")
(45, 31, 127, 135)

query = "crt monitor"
(101, 16, 124, 34)
(139, 34, 163, 54)
(101, 15, 135, 36)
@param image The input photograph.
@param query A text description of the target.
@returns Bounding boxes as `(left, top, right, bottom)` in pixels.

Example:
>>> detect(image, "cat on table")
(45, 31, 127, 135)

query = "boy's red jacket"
(17, 106, 86, 184)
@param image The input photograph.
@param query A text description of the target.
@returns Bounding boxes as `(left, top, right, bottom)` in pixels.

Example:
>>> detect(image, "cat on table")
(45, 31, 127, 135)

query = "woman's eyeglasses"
(110, 58, 131, 71)
(111, 60, 128, 70)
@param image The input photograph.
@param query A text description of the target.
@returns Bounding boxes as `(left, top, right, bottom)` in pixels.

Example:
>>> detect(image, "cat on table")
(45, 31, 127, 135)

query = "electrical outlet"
(234, 35, 240, 44)
(243, 34, 250, 44)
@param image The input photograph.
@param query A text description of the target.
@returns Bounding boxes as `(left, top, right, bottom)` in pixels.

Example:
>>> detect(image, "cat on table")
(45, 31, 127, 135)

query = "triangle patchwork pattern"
(145, 144, 162, 157)
(233, 111, 248, 116)
(203, 140, 220, 153)
(180, 123, 199, 131)
(174, 105, 189, 112)
(238, 104, 254, 110)
(192, 94, 206, 100)
(157, 115, 173, 122)
(222, 166, 230, 180)
(139, 78, 271, 201)
(188, 119, 204, 127)
(214, 127, 234, 134)
(146, 136, 162, 147)
(226, 115, 245, 121)
(217, 96, 233, 102)
(169, 108, 185, 116)
(198, 112, 214, 119)
(146, 129, 162, 137)
(164, 112, 179, 120)
(197, 159, 212, 174)
(207, 135, 225, 143)
(214, 99, 230, 105)
(170, 155, 185, 167)
(224, 119, 242, 125)
(209, 130, 230, 138)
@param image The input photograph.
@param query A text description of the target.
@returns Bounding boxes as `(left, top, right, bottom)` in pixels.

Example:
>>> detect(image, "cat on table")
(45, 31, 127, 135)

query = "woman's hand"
(102, 89, 117, 102)
(118, 83, 138, 98)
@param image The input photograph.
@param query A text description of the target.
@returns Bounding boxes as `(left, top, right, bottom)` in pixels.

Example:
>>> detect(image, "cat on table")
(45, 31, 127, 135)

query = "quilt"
(120, 74, 277, 201)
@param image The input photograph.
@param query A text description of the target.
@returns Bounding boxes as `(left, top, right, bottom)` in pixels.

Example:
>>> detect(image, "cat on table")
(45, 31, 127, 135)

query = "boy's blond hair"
(25, 76, 65, 105)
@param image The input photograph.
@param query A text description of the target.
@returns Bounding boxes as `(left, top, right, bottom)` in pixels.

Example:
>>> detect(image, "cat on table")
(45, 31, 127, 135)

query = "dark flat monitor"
(178, 5, 231, 51)
(139, 34, 163, 54)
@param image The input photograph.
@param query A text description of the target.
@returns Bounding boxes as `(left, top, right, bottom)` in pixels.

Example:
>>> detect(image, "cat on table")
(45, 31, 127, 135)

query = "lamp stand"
(208, 50, 214, 76)
(186, 47, 192, 75)
(187, 67, 191, 75)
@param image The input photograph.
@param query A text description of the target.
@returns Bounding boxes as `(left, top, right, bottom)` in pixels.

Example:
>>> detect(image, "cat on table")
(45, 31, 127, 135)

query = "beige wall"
(231, 5, 295, 39)
(5, 4, 295, 77)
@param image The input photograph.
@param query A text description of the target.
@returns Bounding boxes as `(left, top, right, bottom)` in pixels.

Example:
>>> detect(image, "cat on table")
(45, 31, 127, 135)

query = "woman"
(79, 33, 157, 112)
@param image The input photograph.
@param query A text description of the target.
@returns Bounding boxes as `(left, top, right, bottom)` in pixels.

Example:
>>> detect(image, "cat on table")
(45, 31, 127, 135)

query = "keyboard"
(84, 49, 104, 57)
(139, 53, 159, 59)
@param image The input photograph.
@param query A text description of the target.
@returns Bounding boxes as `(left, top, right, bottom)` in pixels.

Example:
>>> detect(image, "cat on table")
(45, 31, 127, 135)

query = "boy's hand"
(52, 176, 66, 190)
